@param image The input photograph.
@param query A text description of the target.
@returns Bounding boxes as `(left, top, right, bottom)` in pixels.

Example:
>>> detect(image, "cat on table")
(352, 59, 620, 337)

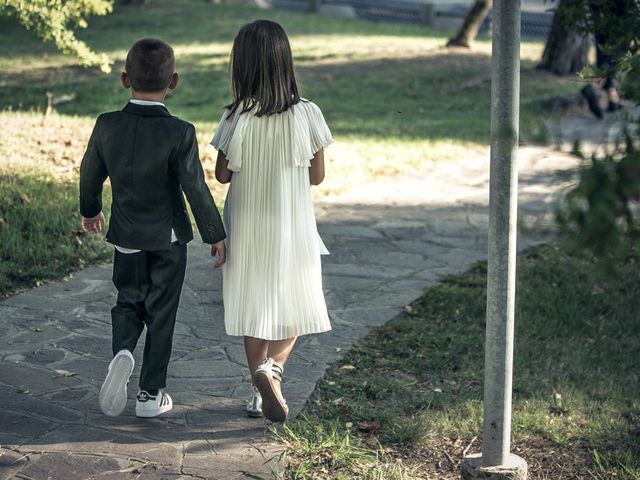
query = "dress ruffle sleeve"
(210, 108, 247, 172)
(292, 101, 334, 168)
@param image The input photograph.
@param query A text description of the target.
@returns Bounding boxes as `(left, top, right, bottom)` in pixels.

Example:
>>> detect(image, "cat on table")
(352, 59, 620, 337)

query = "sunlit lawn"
(0, 1, 580, 186)
(0, 0, 580, 292)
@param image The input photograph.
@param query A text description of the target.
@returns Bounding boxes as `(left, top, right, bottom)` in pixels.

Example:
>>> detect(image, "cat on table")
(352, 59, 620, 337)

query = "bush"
(556, 0, 640, 254)
(558, 131, 640, 254)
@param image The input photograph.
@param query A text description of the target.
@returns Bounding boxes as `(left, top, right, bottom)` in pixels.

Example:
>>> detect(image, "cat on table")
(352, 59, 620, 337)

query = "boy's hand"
(82, 212, 105, 233)
(211, 240, 226, 268)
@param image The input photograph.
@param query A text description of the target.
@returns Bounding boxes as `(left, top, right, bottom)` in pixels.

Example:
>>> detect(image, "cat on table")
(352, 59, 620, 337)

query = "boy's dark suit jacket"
(79, 102, 225, 250)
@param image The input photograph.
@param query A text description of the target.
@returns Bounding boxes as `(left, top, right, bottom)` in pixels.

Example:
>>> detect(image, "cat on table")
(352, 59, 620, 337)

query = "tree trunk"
(538, 0, 590, 75)
(446, 0, 493, 48)
(309, 0, 320, 13)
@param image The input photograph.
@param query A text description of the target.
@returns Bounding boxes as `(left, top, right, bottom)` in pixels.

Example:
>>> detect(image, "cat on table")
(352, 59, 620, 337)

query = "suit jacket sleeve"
(172, 124, 226, 244)
(79, 118, 108, 218)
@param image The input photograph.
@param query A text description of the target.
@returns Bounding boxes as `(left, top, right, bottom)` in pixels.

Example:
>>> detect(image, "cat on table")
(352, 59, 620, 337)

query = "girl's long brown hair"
(227, 20, 301, 117)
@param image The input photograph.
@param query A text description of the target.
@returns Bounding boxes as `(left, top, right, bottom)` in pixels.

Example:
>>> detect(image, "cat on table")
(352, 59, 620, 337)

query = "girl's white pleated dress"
(211, 100, 333, 340)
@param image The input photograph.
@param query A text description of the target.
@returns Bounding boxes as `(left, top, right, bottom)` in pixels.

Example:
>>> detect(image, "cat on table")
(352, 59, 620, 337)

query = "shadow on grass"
(0, 0, 578, 144)
(0, 52, 576, 145)
(0, 170, 112, 297)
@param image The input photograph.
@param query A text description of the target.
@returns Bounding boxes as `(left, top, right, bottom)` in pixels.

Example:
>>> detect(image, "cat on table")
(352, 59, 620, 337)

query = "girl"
(211, 20, 332, 422)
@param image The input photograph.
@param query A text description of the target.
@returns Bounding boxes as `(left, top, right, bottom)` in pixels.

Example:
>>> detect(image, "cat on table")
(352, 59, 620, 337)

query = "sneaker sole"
(99, 355, 134, 417)
(253, 371, 287, 423)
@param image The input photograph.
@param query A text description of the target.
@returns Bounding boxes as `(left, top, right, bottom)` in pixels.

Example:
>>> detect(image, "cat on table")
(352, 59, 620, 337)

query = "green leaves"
(556, 0, 640, 104)
(558, 130, 640, 255)
(0, 0, 113, 72)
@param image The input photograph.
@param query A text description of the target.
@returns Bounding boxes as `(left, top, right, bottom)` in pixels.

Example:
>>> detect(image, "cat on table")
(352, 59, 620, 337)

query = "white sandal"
(253, 357, 288, 422)
(246, 386, 263, 418)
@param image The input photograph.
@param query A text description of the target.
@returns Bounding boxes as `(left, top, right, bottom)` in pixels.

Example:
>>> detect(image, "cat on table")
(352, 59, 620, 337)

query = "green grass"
(0, 1, 580, 290)
(0, 0, 578, 147)
(278, 241, 640, 479)
(0, 112, 113, 297)
(274, 418, 405, 480)
(0, 168, 111, 296)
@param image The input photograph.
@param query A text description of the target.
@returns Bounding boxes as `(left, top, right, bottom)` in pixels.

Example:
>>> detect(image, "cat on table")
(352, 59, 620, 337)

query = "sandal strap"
(257, 357, 284, 382)
(271, 362, 283, 382)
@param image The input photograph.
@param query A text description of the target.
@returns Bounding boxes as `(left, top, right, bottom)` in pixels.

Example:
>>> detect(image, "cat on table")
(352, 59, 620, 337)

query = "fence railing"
(268, 0, 553, 39)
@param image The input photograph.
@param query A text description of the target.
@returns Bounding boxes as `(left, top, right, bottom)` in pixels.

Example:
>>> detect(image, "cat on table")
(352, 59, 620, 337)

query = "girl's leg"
(244, 336, 269, 378)
(266, 337, 297, 398)
(267, 337, 297, 365)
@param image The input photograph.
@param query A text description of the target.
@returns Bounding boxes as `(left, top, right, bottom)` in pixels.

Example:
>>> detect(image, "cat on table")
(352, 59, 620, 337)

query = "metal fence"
(269, 0, 553, 40)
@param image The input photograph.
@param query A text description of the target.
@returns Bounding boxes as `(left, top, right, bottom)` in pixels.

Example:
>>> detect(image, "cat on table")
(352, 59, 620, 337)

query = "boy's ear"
(121, 72, 131, 89)
(168, 72, 179, 90)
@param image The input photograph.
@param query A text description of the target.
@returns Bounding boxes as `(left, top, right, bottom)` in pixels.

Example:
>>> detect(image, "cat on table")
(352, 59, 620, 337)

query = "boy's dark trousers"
(111, 243, 187, 391)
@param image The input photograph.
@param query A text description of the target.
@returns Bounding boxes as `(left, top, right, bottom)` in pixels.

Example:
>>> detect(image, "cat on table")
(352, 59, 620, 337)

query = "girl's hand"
(215, 151, 233, 184)
(211, 240, 226, 267)
(82, 212, 105, 233)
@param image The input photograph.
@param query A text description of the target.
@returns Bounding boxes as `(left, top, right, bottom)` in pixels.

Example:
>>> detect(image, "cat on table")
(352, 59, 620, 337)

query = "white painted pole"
(482, 0, 521, 467)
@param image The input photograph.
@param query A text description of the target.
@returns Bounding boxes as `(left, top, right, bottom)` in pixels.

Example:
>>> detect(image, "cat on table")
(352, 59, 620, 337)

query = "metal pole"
(482, 0, 521, 467)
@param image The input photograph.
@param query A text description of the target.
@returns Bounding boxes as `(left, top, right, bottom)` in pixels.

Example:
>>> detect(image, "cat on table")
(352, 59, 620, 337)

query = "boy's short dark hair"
(125, 38, 175, 92)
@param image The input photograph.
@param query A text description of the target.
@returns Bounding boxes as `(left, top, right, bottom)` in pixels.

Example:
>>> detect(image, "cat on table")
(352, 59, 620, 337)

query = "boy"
(80, 38, 226, 418)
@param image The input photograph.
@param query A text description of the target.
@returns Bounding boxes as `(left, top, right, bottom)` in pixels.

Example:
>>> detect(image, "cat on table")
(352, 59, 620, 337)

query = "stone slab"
(0, 409, 58, 439)
(17, 452, 125, 480)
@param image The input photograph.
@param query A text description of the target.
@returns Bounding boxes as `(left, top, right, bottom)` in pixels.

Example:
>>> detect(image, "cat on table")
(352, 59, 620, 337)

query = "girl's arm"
(215, 150, 233, 184)
(309, 149, 325, 186)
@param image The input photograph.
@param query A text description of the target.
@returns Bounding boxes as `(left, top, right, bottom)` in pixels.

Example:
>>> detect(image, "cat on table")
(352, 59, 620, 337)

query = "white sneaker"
(135, 389, 173, 418)
(246, 386, 263, 418)
(99, 349, 135, 417)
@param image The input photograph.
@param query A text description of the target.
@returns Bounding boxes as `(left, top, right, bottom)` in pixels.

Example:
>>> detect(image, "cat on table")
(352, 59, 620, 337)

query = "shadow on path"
(0, 145, 582, 479)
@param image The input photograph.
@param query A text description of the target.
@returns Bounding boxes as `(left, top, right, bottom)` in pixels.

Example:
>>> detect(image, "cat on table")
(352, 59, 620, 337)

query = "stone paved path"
(0, 113, 611, 479)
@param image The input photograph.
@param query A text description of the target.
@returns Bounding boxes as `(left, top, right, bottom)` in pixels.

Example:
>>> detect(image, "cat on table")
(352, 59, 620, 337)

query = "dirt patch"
(387, 437, 595, 480)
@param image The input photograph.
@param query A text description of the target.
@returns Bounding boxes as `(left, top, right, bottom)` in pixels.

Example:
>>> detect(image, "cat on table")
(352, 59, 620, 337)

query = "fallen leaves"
(404, 304, 418, 316)
(339, 364, 357, 372)
(357, 420, 381, 434)
(364, 435, 380, 448)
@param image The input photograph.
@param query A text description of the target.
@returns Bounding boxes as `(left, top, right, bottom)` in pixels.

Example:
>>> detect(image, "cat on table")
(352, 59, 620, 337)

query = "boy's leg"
(100, 250, 149, 416)
(111, 250, 150, 354)
(139, 243, 187, 391)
